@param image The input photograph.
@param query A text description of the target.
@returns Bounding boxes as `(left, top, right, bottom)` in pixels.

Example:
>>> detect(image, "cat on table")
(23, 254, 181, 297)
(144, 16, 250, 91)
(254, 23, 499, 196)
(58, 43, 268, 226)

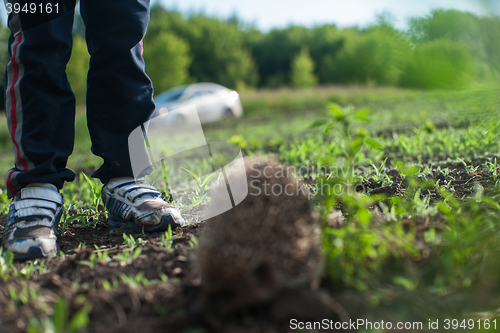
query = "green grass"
(0, 85, 497, 183)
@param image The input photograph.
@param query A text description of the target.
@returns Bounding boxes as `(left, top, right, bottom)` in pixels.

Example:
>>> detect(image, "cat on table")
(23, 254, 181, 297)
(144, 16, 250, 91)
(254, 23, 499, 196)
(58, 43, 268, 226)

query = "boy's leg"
(2, 1, 77, 260)
(80, 0, 186, 229)
(5, 0, 78, 198)
(80, 0, 155, 182)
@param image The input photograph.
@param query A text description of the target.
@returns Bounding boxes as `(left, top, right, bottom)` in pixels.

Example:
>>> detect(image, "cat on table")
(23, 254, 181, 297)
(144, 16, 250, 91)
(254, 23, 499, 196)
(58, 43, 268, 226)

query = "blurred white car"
(152, 83, 243, 125)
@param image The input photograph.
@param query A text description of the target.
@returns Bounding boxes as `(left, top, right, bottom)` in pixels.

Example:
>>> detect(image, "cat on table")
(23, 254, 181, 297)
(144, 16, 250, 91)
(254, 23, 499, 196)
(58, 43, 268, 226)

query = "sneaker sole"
(12, 244, 61, 261)
(108, 214, 179, 232)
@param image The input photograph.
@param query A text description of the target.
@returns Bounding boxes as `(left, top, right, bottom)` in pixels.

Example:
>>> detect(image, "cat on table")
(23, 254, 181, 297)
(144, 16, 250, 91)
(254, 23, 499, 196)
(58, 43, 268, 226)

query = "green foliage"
(27, 297, 91, 333)
(123, 233, 146, 248)
(81, 172, 102, 212)
(115, 247, 142, 263)
(158, 226, 175, 251)
(1, 248, 49, 281)
(0, 21, 9, 64)
(401, 39, 474, 89)
(246, 24, 341, 87)
(226, 135, 248, 149)
(422, 187, 500, 293)
(143, 31, 192, 93)
(408, 9, 500, 78)
(186, 15, 259, 88)
(15, 260, 49, 279)
(101, 278, 120, 291)
(284, 96, 500, 297)
(248, 26, 311, 87)
(143, 5, 500, 89)
(290, 47, 317, 88)
(66, 35, 90, 105)
(367, 158, 392, 186)
(93, 246, 111, 264)
(8, 282, 40, 308)
(0, 188, 9, 213)
(226, 48, 259, 91)
(322, 194, 418, 291)
(59, 174, 105, 231)
(311, 103, 381, 163)
(0, 21, 10, 106)
(147, 5, 258, 89)
(310, 105, 417, 290)
(121, 272, 156, 288)
(0, 248, 14, 281)
(282, 96, 500, 172)
(181, 167, 216, 210)
(322, 26, 411, 86)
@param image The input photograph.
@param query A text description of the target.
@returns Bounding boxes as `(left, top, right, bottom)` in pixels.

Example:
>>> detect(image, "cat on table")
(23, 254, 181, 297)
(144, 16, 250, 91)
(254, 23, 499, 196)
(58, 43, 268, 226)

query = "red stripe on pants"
(6, 170, 17, 195)
(8, 33, 29, 172)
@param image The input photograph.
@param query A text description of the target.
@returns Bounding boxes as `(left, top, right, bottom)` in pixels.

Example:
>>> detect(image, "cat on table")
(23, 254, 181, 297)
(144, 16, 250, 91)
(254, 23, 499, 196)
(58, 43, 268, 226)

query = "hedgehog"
(196, 157, 323, 316)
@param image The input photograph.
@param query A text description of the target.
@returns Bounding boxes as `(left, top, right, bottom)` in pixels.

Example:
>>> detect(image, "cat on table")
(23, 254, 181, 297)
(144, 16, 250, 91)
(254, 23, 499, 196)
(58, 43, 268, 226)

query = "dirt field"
(0, 184, 348, 333)
(1, 156, 497, 333)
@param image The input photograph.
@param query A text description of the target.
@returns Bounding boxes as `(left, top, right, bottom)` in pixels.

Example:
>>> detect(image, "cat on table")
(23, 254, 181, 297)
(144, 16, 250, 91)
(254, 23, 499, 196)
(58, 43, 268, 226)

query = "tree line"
(141, 6, 500, 93)
(1, 6, 500, 106)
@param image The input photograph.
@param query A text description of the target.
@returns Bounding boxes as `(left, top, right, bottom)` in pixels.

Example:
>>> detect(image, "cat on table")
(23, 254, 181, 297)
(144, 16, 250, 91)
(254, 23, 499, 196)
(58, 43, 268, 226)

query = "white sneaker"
(101, 178, 186, 232)
(1, 184, 62, 261)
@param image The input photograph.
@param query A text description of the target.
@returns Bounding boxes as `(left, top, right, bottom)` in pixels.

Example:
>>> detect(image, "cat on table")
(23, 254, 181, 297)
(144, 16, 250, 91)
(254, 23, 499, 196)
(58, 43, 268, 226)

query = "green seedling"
(16, 260, 49, 279)
(181, 167, 216, 210)
(26, 297, 92, 333)
(0, 188, 9, 214)
(8, 282, 39, 308)
(123, 233, 146, 248)
(458, 158, 480, 174)
(188, 235, 198, 248)
(311, 103, 381, 164)
(115, 247, 142, 263)
(82, 172, 103, 213)
(483, 158, 499, 181)
(158, 225, 175, 251)
(93, 245, 111, 263)
(102, 278, 120, 291)
(367, 158, 392, 186)
(0, 248, 14, 281)
(121, 271, 157, 288)
(59, 173, 107, 229)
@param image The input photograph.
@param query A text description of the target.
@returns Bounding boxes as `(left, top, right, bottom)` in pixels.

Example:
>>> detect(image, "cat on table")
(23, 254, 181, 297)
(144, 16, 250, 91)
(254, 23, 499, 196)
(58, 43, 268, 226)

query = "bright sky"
(158, 0, 495, 31)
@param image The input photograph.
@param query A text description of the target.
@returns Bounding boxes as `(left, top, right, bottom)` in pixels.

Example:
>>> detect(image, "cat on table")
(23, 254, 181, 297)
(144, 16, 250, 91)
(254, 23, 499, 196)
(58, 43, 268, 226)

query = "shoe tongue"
(26, 183, 58, 192)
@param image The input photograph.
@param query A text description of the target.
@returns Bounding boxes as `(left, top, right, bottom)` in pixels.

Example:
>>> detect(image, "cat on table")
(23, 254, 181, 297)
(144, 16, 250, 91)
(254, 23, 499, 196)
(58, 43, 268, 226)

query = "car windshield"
(154, 86, 188, 105)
